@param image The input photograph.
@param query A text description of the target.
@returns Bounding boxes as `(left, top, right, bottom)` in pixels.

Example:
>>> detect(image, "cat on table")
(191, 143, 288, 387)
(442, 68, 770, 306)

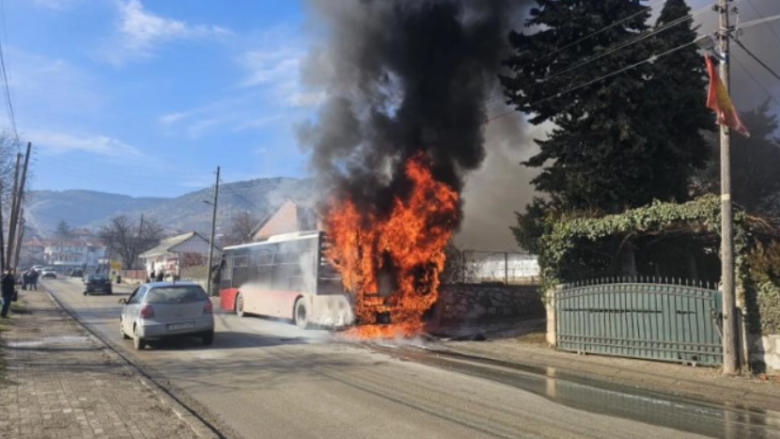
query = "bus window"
(253, 248, 274, 286)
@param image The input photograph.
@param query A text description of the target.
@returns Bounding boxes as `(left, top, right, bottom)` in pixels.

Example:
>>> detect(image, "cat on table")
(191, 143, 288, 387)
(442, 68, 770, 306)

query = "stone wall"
(436, 283, 543, 324)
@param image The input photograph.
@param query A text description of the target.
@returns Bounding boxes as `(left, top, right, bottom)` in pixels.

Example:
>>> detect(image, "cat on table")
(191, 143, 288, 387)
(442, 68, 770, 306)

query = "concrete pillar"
(546, 286, 558, 347)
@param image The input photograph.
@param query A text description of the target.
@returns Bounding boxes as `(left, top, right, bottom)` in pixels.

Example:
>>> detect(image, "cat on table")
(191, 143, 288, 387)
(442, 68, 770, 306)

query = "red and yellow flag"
(704, 55, 749, 137)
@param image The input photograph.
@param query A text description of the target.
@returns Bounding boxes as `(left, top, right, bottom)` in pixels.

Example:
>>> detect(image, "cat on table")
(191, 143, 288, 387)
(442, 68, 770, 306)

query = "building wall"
(254, 200, 299, 239)
(44, 242, 105, 268)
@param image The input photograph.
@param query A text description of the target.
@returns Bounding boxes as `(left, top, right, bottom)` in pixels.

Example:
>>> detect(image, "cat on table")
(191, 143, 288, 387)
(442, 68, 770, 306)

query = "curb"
(43, 285, 224, 439)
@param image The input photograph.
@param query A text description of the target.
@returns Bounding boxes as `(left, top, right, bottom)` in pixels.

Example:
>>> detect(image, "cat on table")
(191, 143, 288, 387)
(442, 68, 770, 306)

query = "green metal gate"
(556, 279, 723, 365)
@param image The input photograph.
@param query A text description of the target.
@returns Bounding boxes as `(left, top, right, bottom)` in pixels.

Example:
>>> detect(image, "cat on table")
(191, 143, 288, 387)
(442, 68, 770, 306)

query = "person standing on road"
(1, 269, 16, 318)
(21, 270, 29, 291)
(149, 269, 155, 283)
(156, 270, 164, 282)
(30, 268, 39, 291)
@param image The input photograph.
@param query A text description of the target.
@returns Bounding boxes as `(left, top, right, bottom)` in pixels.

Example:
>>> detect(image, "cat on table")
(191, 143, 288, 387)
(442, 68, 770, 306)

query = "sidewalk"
(0, 290, 215, 439)
(435, 325, 780, 410)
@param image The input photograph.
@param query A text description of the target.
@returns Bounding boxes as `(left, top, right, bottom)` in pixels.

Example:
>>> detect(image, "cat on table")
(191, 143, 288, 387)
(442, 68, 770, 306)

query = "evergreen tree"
(648, 0, 713, 201)
(501, 0, 658, 212)
(55, 220, 72, 240)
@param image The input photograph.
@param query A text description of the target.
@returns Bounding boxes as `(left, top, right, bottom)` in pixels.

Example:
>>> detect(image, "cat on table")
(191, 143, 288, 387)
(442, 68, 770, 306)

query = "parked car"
(119, 282, 214, 350)
(84, 274, 112, 295)
(70, 268, 84, 278)
(41, 268, 57, 279)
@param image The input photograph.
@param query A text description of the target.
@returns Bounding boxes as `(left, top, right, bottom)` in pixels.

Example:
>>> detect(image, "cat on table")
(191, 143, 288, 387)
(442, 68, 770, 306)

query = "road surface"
(41, 278, 780, 439)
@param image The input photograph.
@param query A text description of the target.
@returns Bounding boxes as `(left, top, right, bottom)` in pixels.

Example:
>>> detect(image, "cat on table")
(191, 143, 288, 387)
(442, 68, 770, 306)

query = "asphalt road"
(41, 278, 780, 439)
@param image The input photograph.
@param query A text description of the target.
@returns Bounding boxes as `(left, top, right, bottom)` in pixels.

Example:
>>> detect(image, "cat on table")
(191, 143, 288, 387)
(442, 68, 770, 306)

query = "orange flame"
(325, 153, 459, 338)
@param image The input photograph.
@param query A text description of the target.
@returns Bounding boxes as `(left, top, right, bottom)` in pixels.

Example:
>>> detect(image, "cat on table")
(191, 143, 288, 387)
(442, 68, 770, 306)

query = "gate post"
(546, 285, 560, 346)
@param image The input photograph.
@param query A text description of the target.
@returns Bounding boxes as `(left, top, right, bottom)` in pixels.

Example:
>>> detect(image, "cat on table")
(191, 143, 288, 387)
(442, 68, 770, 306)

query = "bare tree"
(221, 211, 258, 247)
(98, 214, 164, 269)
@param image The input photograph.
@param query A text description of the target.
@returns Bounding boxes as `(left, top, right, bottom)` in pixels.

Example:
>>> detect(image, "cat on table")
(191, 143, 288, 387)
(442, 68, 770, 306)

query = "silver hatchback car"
(119, 282, 215, 350)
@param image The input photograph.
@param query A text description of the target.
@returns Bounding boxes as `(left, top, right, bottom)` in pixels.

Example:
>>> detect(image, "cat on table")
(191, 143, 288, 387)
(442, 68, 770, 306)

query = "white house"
(43, 239, 107, 270)
(139, 231, 221, 278)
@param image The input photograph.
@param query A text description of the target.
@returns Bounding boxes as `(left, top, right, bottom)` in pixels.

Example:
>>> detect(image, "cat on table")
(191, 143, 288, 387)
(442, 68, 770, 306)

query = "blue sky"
(1, 0, 317, 197)
(1, 0, 778, 201)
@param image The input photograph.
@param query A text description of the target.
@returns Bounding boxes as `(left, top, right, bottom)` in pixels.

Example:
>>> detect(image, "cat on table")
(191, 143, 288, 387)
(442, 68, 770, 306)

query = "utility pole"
(7, 153, 20, 268)
(6, 143, 31, 270)
(137, 214, 144, 270)
(206, 166, 220, 296)
(14, 212, 24, 270)
(718, 0, 738, 375)
(12, 143, 32, 270)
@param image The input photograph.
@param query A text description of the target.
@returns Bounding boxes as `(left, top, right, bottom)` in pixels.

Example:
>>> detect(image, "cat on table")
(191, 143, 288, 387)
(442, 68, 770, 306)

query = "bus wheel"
(235, 293, 245, 318)
(294, 299, 309, 329)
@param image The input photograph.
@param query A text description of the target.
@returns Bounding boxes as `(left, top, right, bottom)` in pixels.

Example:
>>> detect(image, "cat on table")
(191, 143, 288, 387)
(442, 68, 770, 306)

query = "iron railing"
(556, 278, 723, 366)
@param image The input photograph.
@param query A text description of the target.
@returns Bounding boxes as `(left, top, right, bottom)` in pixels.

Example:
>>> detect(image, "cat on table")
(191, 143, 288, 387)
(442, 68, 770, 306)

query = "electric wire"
(486, 2, 715, 105)
(730, 35, 780, 83)
(488, 39, 699, 122)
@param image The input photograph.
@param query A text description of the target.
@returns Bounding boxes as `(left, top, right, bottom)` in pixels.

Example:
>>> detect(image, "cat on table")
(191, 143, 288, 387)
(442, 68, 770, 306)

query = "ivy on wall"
(535, 194, 780, 334)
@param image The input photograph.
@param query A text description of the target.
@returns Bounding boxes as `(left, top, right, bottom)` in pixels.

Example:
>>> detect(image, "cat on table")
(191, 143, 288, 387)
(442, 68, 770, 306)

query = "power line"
(744, 0, 780, 46)
(488, 2, 714, 105)
(738, 12, 780, 30)
(535, 0, 670, 64)
(731, 54, 780, 107)
(0, 34, 17, 141)
(488, 39, 699, 122)
(730, 35, 780, 82)
(539, 5, 711, 88)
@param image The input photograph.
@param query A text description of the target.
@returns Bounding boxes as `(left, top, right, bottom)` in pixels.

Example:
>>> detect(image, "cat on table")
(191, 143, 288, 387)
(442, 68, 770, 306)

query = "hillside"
(25, 177, 315, 237)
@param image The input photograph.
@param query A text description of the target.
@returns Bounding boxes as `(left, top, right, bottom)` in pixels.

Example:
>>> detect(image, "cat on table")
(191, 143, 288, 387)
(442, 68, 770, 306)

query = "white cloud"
(239, 47, 326, 109)
(27, 130, 144, 158)
(158, 112, 187, 125)
(239, 48, 301, 88)
(108, 0, 231, 63)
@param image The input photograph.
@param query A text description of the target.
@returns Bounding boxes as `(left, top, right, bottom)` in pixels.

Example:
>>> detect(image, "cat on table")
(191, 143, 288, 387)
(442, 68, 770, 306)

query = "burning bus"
(219, 154, 458, 337)
(217, 230, 392, 329)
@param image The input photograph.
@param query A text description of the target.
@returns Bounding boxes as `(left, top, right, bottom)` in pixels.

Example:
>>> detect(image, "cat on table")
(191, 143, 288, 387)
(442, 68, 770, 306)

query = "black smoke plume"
(298, 0, 526, 224)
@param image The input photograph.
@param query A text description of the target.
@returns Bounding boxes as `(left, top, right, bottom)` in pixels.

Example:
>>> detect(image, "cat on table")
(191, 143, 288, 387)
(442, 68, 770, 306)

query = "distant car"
(70, 268, 83, 278)
(119, 282, 215, 350)
(41, 268, 57, 279)
(84, 274, 112, 295)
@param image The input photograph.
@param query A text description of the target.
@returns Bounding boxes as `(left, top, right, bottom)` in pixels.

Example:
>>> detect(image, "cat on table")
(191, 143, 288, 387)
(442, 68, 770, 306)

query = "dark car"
(84, 274, 112, 295)
(70, 268, 83, 278)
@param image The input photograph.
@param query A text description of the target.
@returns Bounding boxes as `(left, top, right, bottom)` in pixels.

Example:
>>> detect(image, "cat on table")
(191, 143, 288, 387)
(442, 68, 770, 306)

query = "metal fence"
(556, 278, 723, 366)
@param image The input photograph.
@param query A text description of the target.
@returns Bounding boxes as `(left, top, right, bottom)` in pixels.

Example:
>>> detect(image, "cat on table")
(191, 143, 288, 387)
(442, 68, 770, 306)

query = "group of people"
(148, 269, 166, 283)
(21, 268, 39, 291)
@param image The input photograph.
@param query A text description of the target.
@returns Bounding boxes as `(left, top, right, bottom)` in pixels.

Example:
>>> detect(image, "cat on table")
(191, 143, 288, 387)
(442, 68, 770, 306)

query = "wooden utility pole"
(14, 212, 24, 270)
(206, 166, 220, 295)
(137, 214, 144, 270)
(7, 152, 21, 268)
(718, 0, 738, 375)
(7, 143, 31, 270)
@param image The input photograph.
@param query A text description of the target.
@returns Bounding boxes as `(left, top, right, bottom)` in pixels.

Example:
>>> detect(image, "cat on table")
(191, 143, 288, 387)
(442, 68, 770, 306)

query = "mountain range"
(24, 177, 316, 239)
